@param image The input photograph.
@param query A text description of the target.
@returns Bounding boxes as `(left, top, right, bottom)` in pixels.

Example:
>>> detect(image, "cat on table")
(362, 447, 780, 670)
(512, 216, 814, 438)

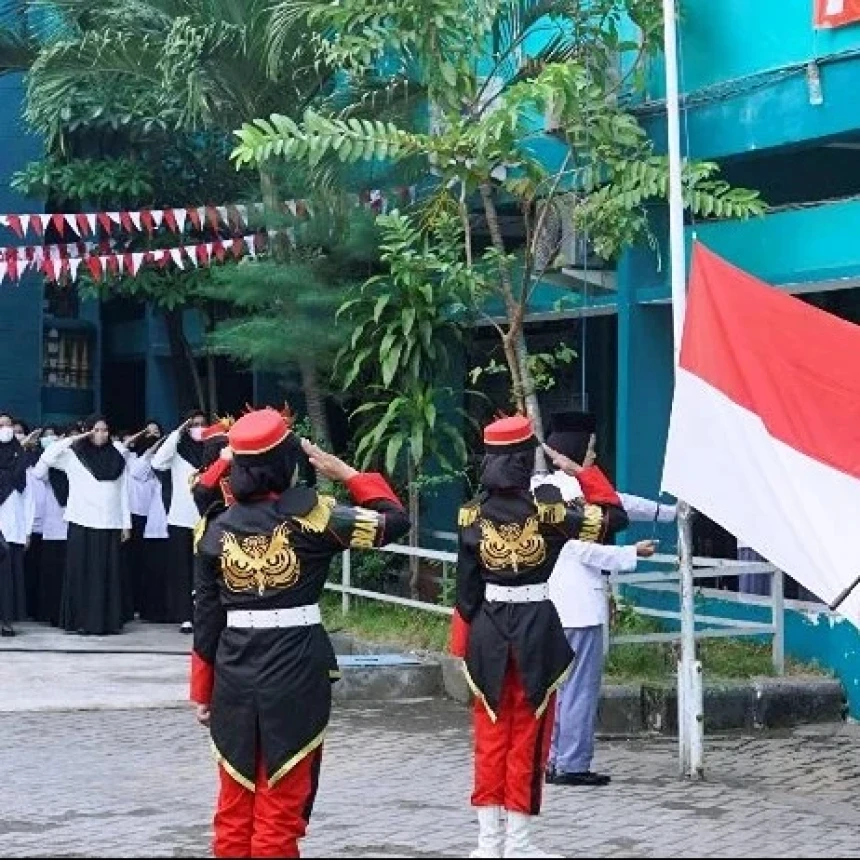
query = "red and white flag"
(815, 0, 860, 28)
(662, 244, 860, 626)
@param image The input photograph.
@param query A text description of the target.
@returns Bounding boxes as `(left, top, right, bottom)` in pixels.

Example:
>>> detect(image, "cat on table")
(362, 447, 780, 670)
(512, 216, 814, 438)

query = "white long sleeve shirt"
(0, 480, 35, 546)
(128, 449, 169, 539)
(32, 455, 69, 541)
(37, 438, 131, 531)
(618, 493, 677, 524)
(532, 474, 671, 629)
(150, 428, 199, 530)
(27, 468, 45, 535)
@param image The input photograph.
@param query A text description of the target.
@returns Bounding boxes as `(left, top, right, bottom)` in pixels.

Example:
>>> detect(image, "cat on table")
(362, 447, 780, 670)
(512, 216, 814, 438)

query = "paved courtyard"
(2, 624, 860, 857)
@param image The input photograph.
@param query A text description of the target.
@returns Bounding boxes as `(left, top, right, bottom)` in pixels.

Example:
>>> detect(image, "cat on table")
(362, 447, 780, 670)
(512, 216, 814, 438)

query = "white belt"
(485, 583, 549, 604)
(226, 605, 322, 629)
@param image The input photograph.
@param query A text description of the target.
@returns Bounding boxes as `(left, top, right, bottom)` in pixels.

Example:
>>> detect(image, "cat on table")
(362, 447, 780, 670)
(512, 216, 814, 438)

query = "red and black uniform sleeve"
(321, 472, 410, 549)
(191, 457, 233, 515)
(577, 465, 622, 506)
(190, 551, 226, 704)
(450, 530, 483, 658)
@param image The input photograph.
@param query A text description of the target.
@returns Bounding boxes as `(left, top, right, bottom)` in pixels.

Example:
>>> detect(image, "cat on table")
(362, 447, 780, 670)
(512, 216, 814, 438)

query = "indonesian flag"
(815, 0, 860, 27)
(662, 244, 860, 627)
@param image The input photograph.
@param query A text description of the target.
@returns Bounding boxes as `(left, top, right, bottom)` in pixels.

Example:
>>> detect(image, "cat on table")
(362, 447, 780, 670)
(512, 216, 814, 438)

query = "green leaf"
(385, 434, 404, 474)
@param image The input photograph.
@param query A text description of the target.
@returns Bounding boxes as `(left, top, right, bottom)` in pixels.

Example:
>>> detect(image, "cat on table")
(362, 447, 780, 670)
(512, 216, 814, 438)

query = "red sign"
(815, 0, 860, 27)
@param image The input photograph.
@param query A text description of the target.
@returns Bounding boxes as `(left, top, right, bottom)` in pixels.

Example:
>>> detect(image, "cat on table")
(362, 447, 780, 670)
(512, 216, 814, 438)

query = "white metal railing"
(327, 541, 786, 674)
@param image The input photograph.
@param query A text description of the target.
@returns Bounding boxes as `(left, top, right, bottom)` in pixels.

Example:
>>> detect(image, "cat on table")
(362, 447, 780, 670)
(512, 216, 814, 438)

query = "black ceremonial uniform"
(192, 478, 409, 789)
(455, 485, 628, 719)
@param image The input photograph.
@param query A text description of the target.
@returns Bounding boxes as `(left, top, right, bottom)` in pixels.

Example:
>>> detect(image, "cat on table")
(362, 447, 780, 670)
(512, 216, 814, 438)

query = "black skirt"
(60, 524, 124, 636)
(0, 542, 25, 626)
(164, 525, 194, 623)
(24, 533, 43, 620)
(37, 539, 67, 626)
(138, 537, 170, 623)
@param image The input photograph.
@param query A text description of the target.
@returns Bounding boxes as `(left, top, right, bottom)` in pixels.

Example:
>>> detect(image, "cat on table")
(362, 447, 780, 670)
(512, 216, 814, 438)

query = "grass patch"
(320, 592, 829, 682)
(321, 592, 450, 652)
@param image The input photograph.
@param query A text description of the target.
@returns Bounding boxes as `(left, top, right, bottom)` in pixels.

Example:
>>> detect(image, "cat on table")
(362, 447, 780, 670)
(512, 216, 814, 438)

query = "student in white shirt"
(151, 411, 217, 633)
(0, 413, 35, 637)
(535, 411, 673, 788)
(123, 421, 170, 622)
(32, 426, 69, 627)
(37, 418, 131, 636)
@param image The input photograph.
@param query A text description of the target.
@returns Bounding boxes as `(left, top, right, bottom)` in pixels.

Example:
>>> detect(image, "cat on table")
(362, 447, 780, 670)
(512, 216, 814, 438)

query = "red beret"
(483, 415, 537, 453)
(228, 408, 291, 456)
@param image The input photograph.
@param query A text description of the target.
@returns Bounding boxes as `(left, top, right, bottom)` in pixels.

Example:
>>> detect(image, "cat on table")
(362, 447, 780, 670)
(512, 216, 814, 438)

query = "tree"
(7, 0, 341, 436)
(337, 210, 475, 596)
(232, 0, 766, 461)
(200, 202, 381, 428)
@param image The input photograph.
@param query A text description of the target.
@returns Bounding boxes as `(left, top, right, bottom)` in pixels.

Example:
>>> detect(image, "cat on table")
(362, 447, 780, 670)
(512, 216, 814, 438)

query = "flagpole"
(663, 0, 704, 779)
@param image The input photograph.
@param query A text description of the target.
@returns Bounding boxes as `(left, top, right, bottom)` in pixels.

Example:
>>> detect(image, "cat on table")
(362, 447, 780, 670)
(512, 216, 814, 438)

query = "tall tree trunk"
(298, 358, 331, 445)
(479, 184, 547, 469)
(164, 308, 206, 413)
(260, 165, 331, 443)
(407, 457, 420, 600)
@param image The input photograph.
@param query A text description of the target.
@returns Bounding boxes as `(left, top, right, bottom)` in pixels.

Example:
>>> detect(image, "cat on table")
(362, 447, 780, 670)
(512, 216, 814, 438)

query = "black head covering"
(545, 411, 596, 465)
(479, 448, 536, 493)
(230, 434, 315, 503)
(72, 417, 126, 483)
(48, 468, 70, 507)
(128, 420, 164, 456)
(0, 436, 27, 505)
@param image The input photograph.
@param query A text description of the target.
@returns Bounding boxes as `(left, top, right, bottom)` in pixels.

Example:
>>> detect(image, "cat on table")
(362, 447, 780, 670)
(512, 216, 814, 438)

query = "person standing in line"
(151, 411, 218, 633)
(450, 415, 628, 859)
(121, 421, 164, 621)
(0, 413, 34, 637)
(191, 408, 410, 858)
(16, 423, 46, 621)
(37, 417, 131, 636)
(537, 412, 675, 788)
(31, 426, 69, 627)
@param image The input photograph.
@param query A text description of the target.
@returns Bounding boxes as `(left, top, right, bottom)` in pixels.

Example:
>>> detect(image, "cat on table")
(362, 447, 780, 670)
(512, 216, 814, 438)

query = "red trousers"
(214, 747, 323, 858)
(472, 662, 555, 816)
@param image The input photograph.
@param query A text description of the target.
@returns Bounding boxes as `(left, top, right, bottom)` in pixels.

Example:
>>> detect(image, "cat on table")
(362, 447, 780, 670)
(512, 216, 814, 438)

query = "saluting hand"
(542, 443, 583, 476)
(300, 439, 358, 483)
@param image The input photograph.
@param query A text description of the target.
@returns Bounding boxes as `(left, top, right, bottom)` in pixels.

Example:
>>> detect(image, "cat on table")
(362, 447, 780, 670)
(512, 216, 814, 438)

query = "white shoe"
(470, 805, 505, 858)
(503, 811, 562, 858)
(180, 621, 193, 634)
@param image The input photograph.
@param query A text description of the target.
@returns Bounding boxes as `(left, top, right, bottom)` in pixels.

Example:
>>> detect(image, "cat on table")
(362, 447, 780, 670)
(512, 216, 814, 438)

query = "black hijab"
(231, 434, 314, 503)
(128, 421, 163, 456)
(72, 419, 126, 483)
(479, 449, 536, 494)
(48, 468, 70, 507)
(546, 411, 596, 466)
(177, 431, 210, 470)
(0, 437, 27, 506)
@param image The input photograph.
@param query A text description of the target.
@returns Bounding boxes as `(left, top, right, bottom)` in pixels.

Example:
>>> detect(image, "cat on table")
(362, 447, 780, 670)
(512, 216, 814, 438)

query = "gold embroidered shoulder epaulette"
(292, 494, 337, 533)
(458, 502, 480, 528)
(532, 484, 566, 525)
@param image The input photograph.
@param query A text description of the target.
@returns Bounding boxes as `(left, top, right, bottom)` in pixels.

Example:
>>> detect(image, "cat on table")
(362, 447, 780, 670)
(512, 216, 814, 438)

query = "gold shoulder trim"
(579, 503, 604, 542)
(458, 503, 479, 528)
(536, 501, 566, 525)
(193, 516, 207, 553)
(293, 494, 336, 533)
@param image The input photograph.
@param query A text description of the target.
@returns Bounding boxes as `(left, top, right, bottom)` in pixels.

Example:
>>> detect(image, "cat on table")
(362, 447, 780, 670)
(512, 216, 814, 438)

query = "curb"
(437, 657, 847, 733)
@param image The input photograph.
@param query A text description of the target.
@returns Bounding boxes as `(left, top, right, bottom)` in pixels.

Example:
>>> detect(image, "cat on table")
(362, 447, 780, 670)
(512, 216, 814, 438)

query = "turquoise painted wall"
(647, 0, 860, 97)
(0, 72, 43, 424)
(621, 584, 860, 719)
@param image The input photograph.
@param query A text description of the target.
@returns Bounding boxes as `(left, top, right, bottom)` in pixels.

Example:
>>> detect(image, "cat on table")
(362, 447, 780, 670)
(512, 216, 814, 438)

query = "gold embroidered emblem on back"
(220, 524, 299, 595)
(478, 516, 546, 574)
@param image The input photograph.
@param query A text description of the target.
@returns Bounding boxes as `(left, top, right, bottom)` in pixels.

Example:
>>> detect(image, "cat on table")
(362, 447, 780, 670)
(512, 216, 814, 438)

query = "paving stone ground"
(2, 624, 860, 857)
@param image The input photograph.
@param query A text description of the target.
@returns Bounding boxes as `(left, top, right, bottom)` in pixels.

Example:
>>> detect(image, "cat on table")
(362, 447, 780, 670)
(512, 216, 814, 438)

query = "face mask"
(0, 428, 14, 444)
(189, 427, 204, 443)
(40, 436, 57, 449)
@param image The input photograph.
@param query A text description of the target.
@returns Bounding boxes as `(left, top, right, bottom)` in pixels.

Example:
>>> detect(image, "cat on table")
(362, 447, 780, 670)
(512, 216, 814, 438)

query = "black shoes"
(546, 768, 611, 787)
(1, 625, 16, 638)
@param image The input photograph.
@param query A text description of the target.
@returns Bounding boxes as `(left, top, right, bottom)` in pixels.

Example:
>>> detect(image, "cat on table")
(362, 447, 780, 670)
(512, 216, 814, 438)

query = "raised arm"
(617, 492, 677, 524)
(151, 424, 185, 472)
